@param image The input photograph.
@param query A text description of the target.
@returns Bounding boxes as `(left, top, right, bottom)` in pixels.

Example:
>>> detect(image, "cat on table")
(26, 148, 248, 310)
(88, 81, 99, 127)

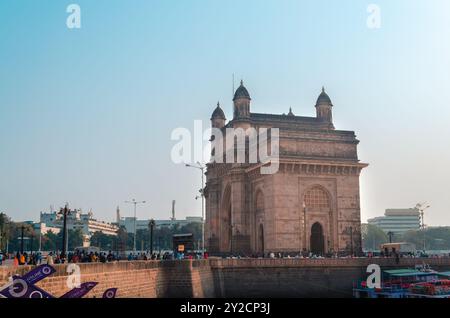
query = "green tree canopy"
(400, 227, 450, 251)
(361, 223, 389, 251)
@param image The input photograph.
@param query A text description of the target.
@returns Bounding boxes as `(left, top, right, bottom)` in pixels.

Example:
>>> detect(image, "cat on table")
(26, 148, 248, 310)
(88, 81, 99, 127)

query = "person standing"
(47, 252, 54, 265)
(19, 253, 25, 265)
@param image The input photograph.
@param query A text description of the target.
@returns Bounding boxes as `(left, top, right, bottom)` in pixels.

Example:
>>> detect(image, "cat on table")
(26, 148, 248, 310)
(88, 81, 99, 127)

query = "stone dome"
(211, 102, 226, 119)
(233, 80, 251, 101)
(316, 86, 332, 105)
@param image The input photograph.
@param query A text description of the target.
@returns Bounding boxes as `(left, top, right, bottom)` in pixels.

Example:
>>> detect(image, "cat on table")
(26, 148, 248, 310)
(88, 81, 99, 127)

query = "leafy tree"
(66, 229, 84, 250)
(42, 230, 59, 251)
(0, 212, 12, 252)
(43, 228, 84, 251)
(116, 226, 128, 253)
(361, 223, 389, 250)
(90, 231, 115, 250)
(119, 222, 203, 252)
(401, 227, 450, 251)
(5, 222, 35, 253)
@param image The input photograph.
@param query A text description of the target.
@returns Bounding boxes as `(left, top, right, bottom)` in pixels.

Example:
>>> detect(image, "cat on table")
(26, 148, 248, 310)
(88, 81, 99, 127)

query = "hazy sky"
(1, 0, 449, 225)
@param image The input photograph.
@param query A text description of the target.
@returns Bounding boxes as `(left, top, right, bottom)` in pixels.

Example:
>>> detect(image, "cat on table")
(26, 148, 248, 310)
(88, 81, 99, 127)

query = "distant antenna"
(116, 206, 121, 224)
(171, 200, 176, 220)
(50, 205, 54, 213)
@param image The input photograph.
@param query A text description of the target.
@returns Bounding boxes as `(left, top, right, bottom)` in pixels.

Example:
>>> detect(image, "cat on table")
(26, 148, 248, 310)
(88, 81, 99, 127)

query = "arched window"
(304, 186, 330, 209)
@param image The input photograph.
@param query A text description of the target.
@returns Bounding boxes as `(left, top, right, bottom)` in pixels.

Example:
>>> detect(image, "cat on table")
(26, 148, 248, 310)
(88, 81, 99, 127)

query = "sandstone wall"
(2, 258, 450, 298)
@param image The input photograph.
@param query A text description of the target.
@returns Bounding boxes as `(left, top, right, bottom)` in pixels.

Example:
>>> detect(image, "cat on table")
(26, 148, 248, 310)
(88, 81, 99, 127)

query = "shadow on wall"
(156, 260, 195, 297)
(156, 260, 215, 298)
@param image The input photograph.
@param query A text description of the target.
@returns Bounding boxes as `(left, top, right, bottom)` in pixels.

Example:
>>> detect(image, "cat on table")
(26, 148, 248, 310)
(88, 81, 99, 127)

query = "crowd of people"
(0, 249, 202, 266)
(2, 249, 450, 267)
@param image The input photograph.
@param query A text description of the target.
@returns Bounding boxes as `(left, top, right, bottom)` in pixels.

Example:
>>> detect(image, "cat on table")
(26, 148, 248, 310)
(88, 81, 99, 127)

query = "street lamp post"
(185, 162, 205, 258)
(415, 203, 430, 253)
(20, 225, 25, 254)
(387, 231, 394, 243)
(125, 199, 146, 252)
(148, 219, 155, 256)
(59, 203, 70, 260)
(30, 233, 34, 255)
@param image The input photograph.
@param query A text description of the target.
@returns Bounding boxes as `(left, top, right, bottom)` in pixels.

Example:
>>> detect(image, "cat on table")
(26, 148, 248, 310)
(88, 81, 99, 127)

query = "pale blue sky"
(1, 1, 450, 225)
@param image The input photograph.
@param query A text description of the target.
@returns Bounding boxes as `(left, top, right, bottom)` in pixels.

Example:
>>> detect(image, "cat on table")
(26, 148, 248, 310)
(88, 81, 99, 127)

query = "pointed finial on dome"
(316, 86, 332, 106)
(233, 80, 251, 101)
(211, 101, 226, 119)
(288, 107, 294, 116)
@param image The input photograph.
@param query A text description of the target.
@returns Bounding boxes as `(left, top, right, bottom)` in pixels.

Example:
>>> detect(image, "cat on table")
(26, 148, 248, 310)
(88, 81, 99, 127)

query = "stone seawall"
(2, 258, 450, 298)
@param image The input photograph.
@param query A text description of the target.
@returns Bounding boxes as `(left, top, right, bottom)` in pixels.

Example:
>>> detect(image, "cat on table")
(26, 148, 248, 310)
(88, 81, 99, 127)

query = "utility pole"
(125, 199, 146, 252)
(415, 203, 430, 253)
(185, 162, 205, 258)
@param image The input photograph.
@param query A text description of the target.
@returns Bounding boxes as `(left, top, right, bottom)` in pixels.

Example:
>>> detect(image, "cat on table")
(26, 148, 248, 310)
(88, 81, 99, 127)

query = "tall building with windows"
(117, 216, 202, 234)
(368, 208, 421, 234)
(205, 82, 368, 255)
(40, 208, 118, 246)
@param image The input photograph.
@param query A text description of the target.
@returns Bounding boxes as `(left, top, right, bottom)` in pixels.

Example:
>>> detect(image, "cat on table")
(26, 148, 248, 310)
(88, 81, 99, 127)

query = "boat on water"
(354, 267, 450, 298)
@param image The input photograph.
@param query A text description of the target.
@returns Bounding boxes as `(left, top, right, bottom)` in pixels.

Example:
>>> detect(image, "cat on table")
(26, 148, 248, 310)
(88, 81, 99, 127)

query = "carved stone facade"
(205, 82, 368, 255)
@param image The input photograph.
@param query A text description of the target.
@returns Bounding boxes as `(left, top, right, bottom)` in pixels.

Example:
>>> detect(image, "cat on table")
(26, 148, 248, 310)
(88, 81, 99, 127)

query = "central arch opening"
(310, 222, 324, 255)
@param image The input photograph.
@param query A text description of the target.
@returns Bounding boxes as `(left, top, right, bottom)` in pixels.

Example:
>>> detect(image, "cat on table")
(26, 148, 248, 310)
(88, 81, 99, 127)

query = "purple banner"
(20, 264, 56, 285)
(60, 282, 98, 298)
(0, 277, 54, 298)
(102, 288, 118, 298)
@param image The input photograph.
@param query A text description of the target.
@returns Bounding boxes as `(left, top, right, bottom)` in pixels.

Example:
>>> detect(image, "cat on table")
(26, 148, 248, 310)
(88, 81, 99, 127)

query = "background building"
(40, 208, 118, 246)
(368, 208, 421, 235)
(115, 205, 202, 234)
(117, 216, 202, 234)
(32, 222, 61, 235)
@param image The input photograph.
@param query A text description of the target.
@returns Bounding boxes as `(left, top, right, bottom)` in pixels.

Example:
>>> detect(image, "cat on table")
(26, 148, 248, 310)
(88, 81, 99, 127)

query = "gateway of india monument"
(204, 81, 368, 256)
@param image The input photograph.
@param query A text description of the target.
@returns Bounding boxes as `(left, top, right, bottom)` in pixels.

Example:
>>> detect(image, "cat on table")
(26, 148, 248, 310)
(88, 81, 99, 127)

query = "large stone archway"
(303, 185, 333, 253)
(310, 222, 325, 255)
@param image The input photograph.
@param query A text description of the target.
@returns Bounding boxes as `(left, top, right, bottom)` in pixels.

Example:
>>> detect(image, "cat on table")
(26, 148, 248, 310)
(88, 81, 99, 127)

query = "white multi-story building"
(40, 209, 118, 238)
(116, 205, 203, 234)
(117, 216, 203, 234)
(368, 208, 421, 235)
(32, 222, 61, 235)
